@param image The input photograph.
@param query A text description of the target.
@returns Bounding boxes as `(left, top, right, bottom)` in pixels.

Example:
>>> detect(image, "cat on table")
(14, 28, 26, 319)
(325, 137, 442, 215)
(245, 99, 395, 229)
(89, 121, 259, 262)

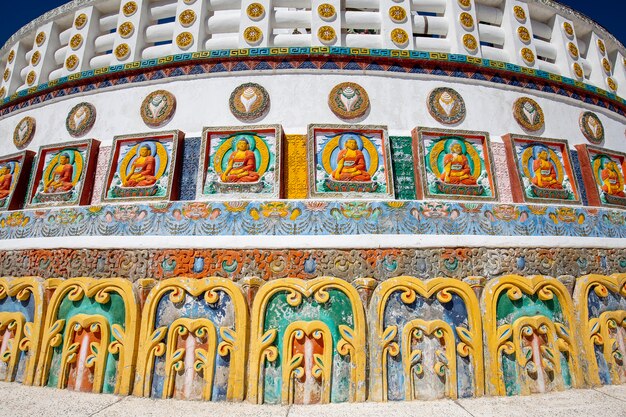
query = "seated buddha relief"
(0, 163, 14, 200)
(601, 159, 625, 197)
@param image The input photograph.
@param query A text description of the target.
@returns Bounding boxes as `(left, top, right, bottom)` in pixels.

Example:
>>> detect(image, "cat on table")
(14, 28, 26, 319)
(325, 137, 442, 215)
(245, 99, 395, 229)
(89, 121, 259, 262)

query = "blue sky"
(0, 1, 623, 48)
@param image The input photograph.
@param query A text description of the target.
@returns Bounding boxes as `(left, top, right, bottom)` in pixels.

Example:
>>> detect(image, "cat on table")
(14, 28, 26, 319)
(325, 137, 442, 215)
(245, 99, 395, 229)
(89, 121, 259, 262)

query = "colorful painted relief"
(413, 127, 498, 201)
(13, 116, 36, 149)
(102, 131, 183, 203)
(0, 277, 45, 385)
(140, 90, 176, 127)
(25, 139, 99, 209)
(36, 278, 139, 394)
(198, 126, 283, 199)
(574, 274, 626, 386)
(513, 97, 545, 132)
(307, 125, 395, 199)
(579, 112, 604, 144)
(248, 278, 366, 404)
(66, 102, 96, 138)
(427, 87, 466, 125)
(482, 275, 582, 396)
(575, 144, 626, 209)
(503, 135, 581, 205)
(134, 277, 248, 401)
(229, 83, 270, 121)
(328, 82, 370, 120)
(0, 151, 34, 211)
(369, 277, 483, 401)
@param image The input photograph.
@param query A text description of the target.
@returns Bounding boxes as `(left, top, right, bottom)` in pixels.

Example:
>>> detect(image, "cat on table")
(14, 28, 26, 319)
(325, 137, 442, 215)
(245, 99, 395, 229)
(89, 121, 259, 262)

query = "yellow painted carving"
(573, 274, 626, 386)
(281, 320, 333, 404)
(133, 277, 248, 401)
(0, 277, 45, 385)
(285, 135, 308, 199)
(248, 277, 366, 404)
(57, 314, 110, 392)
(369, 276, 483, 401)
(36, 278, 139, 395)
(482, 275, 582, 396)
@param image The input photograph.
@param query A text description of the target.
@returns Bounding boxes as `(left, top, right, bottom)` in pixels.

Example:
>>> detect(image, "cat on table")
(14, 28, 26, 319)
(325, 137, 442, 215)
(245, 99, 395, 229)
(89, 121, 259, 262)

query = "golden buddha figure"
(44, 152, 74, 193)
(601, 160, 625, 197)
(332, 137, 371, 182)
(531, 147, 562, 189)
(0, 165, 12, 199)
(124, 145, 157, 187)
(440, 141, 477, 185)
(221, 139, 260, 183)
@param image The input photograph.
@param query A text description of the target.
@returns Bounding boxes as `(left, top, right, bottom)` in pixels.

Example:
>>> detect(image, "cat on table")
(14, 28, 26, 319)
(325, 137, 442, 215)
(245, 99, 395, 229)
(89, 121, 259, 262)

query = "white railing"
(0, 0, 624, 99)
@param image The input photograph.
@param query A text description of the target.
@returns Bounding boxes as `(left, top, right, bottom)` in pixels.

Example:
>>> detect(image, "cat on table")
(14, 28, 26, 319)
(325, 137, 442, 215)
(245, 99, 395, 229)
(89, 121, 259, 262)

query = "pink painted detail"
(492, 142, 514, 203)
(293, 334, 324, 404)
(530, 332, 546, 393)
(182, 333, 196, 400)
(0, 328, 13, 379)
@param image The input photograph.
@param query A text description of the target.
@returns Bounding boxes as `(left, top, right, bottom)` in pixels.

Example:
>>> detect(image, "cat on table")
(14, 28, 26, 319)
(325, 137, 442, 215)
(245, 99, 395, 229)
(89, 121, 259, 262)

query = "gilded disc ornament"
(579, 111, 604, 144)
(573, 62, 584, 79)
(563, 22, 574, 38)
(427, 87, 466, 125)
(521, 48, 535, 65)
(179, 9, 197, 26)
(66, 102, 96, 137)
(318, 3, 336, 20)
(65, 54, 79, 71)
(389, 6, 407, 23)
(8, 50, 14, 63)
(391, 28, 409, 47)
(75, 13, 88, 29)
(513, 6, 526, 22)
(3, 69, 9, 81)
(459, 12, 474, 30)
(247, 3, 265, 20)
(31, 51, 41, 66)
(567, 42, 579, 59)
(597, 39, 606, 55)
(176, 32, 194, 50)
(463, 34, 477, 52)
(602, 58, 611, 75)
(26, 71, 36, 86)
(328, 82, 370, 120)
(457, 0, 471, 9)
(513, 97, 545, 131)
(70, 34, 83, 50)
(517, 26, 530, 43)
(35, 32, 46, 47)
(123, 1, 138, 17)
(229, 83, 270, 121)
(244, 26, 263, 45)
(607, 77, 617, 92)
(318, 26, 336, 44)
(118, 22, 135, 38)
(13, 116, 36, 149)
(0, 87, 5, 98)
(115, 43, 131, 60)
(141, 90, 177, 127)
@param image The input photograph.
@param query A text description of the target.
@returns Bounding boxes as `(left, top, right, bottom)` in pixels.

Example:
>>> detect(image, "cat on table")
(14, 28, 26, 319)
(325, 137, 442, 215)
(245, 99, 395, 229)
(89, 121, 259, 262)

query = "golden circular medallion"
(8, 50, 14, 64)
(115, 43, 131, 60)
(563, 22, 574, 38)
(607, 77, 617, 92)
(184, 0, 196, 3)
(0, 87, 5, 98)
(318, 3, 336, 20)
(31, 51, 41, 66)
(118, 21, 135, 38)
(123, 1, 138, 17)
(391, 28, 409, 47)
(35, 32, 46, 47)
(517, 26, 530, 43)
(602, 58, 611, 75)
(389, 6, 407, 23)
(70, 34, 83, 50)
(179, 9, 197, 26)
(176, 32, 194, 50)
(597, 39, 606, 55)
(521, 48, 535, 65)
(463, 34, 477, 52)
(244, 26, 263, 45)
(573, 62, 583, 79)
(3, 69, 9, 82)
(567, 42, 579, 59)
(318, 26, 336, 44)
(513, 6, 526, 22)
(459, 12, 474, 30)
(75, 13, 88, 29)
(65, 54, 79, 71)
(247, 3, 265, 20)
(457, 0, 471, 9)
(328, 82, 370, 120)
(513, 97, 545, 131)
(26, 71, 36, 86)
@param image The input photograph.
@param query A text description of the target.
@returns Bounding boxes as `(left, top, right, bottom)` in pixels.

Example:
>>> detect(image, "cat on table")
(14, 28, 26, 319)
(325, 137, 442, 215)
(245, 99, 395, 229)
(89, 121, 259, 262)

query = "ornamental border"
(1, 47, 625, 119)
